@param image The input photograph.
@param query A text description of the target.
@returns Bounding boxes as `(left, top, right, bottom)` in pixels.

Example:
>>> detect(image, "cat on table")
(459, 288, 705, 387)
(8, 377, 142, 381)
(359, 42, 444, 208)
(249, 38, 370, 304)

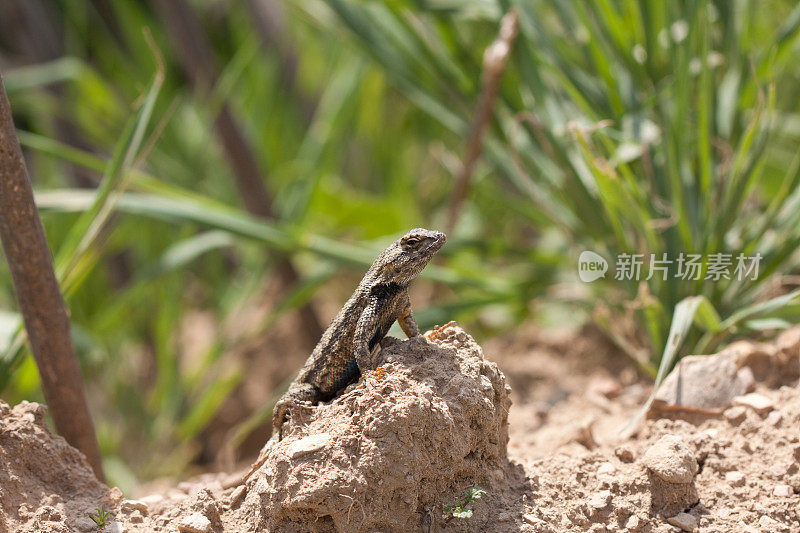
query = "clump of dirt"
(233, 325, 516, 532)
(0, 401, 120, 532)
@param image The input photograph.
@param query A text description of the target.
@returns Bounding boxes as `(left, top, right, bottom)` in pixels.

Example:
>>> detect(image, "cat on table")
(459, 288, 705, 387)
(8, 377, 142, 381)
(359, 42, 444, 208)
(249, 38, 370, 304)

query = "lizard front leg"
(397, 289, 420, 337)
(272, 381, 319, 440)
(353, 295, 383, 370)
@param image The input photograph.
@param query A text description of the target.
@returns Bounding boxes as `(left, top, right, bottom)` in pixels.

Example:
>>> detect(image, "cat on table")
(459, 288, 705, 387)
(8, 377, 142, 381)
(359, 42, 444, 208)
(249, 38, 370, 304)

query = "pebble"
(732, 393, 774, 414)
(723, 406, 748, 425)
(121, 499, 149, 515)
(725, 471, 746, 487)
(522, 513, 546, 526)
(615, 446, 635, 463)
(766, 410, 783, 427)
(773, 484, 794, 497)
(74, 516, 100, 532)
(624, 515, 641, 530)
(667, 512, 697, 532)
(177, 512, 212, 533)
(36, 506, 62, 522)
(770, 463, 790, 477)
(597, 462, 616, 475)
(288, 433, 332, 459)
(587, 490, 612, 509)
(642, 434, 698, 484)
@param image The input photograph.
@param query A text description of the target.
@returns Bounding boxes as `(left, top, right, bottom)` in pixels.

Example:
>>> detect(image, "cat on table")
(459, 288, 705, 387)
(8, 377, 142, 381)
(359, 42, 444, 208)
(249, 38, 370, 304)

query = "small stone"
(35, 505, 62, 522)
(615, 446, 635, 463)
(129, 510, 144, 523)
(522, 513, 546, 526)
(725, 471, 745, 487)
(732, 392, 774, 414)
(667, 512, 697, 531)
(773, 484, 794, 497)
(588, 490, 612, 509)
(642, 435, 698, 484)
(121, 499, 149, 515)
(74, 516, 100, 532)
(723, 406, 747, 425)
(766, 410, 783, 427)
(650, 352, 749, 415)
(624, 515, 641, 530)
(177, 512, 211, 533)
(288, 432, 332, 459)
(597, 462, 616, 475)
(107, 522, 128, 533)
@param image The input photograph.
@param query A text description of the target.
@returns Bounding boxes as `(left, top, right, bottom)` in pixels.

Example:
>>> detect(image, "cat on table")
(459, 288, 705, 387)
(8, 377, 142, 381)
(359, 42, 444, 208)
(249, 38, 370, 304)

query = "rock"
(770, 463, 789, 477)
(766, 410, 783, 427)
(615, 446, 635, 463)
(120, 499, 148, 515)
(624, 515, 641, 530)
(587, 490, 612, 509)
(597, 462, 616, 475)
(773, 484, 793, 497)
(642, 435, 698, 483)
(732, 393, 774, 414)
(667, 512, 697, 531)
(36, 505, 62, 522)
(649, 352, 750, 416)
(725, 471, 745, 487)
(288, 432, 332, 459)
(723, 406, 748, 425)
(522, 513, 547, 527)
(177, 512, 211, 533)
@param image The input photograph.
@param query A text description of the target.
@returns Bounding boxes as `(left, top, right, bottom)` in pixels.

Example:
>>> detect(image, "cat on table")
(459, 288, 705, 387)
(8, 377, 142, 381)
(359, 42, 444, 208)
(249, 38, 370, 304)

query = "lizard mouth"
(425, 232, 446, 254)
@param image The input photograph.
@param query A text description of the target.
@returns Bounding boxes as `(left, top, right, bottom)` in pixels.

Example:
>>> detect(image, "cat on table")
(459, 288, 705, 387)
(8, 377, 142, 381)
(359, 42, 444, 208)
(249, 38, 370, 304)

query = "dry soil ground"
(1, 323, 799, 532)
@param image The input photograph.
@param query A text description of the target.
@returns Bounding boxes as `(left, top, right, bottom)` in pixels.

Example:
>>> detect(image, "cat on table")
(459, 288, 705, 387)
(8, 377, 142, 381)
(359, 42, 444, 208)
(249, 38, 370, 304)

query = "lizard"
(240, 228, 445, 485)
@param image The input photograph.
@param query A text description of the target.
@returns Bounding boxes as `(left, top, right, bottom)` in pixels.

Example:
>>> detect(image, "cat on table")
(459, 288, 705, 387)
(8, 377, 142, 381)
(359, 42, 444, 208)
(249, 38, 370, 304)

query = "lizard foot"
(425, 320, 457, 341)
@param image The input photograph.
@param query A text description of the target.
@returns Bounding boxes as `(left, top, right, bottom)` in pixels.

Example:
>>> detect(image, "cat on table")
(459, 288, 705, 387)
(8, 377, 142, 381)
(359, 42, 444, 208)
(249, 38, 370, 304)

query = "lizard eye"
(403, 237, 421, 246)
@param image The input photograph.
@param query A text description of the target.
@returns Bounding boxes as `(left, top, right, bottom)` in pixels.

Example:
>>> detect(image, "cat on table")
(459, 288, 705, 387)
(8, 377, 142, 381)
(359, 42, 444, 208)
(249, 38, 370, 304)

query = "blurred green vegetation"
(1, 0, 799, 489)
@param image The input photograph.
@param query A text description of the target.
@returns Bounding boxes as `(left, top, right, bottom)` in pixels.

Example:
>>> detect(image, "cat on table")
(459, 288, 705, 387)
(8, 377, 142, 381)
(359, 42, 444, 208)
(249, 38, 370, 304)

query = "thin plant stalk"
(0, 72, 104, 481)
(445, 9, 519, 233)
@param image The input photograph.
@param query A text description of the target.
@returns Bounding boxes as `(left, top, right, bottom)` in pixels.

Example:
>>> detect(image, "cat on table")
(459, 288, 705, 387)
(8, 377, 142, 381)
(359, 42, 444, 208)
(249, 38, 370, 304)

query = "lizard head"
(373, 228, 446, 286)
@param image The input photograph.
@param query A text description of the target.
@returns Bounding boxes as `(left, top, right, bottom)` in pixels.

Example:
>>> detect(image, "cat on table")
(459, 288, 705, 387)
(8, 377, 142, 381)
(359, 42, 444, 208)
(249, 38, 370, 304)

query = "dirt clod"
(238, 326, 512, 532)
(667, 511, 698, 531)
(642, 434, 698, 484)
(0, 401, 117, 533)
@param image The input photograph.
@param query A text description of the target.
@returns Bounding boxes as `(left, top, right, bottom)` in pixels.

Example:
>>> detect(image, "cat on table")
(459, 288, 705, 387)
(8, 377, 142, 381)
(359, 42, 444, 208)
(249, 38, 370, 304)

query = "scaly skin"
(271, 228, 446, 440)
(238, 228, 445, 487)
